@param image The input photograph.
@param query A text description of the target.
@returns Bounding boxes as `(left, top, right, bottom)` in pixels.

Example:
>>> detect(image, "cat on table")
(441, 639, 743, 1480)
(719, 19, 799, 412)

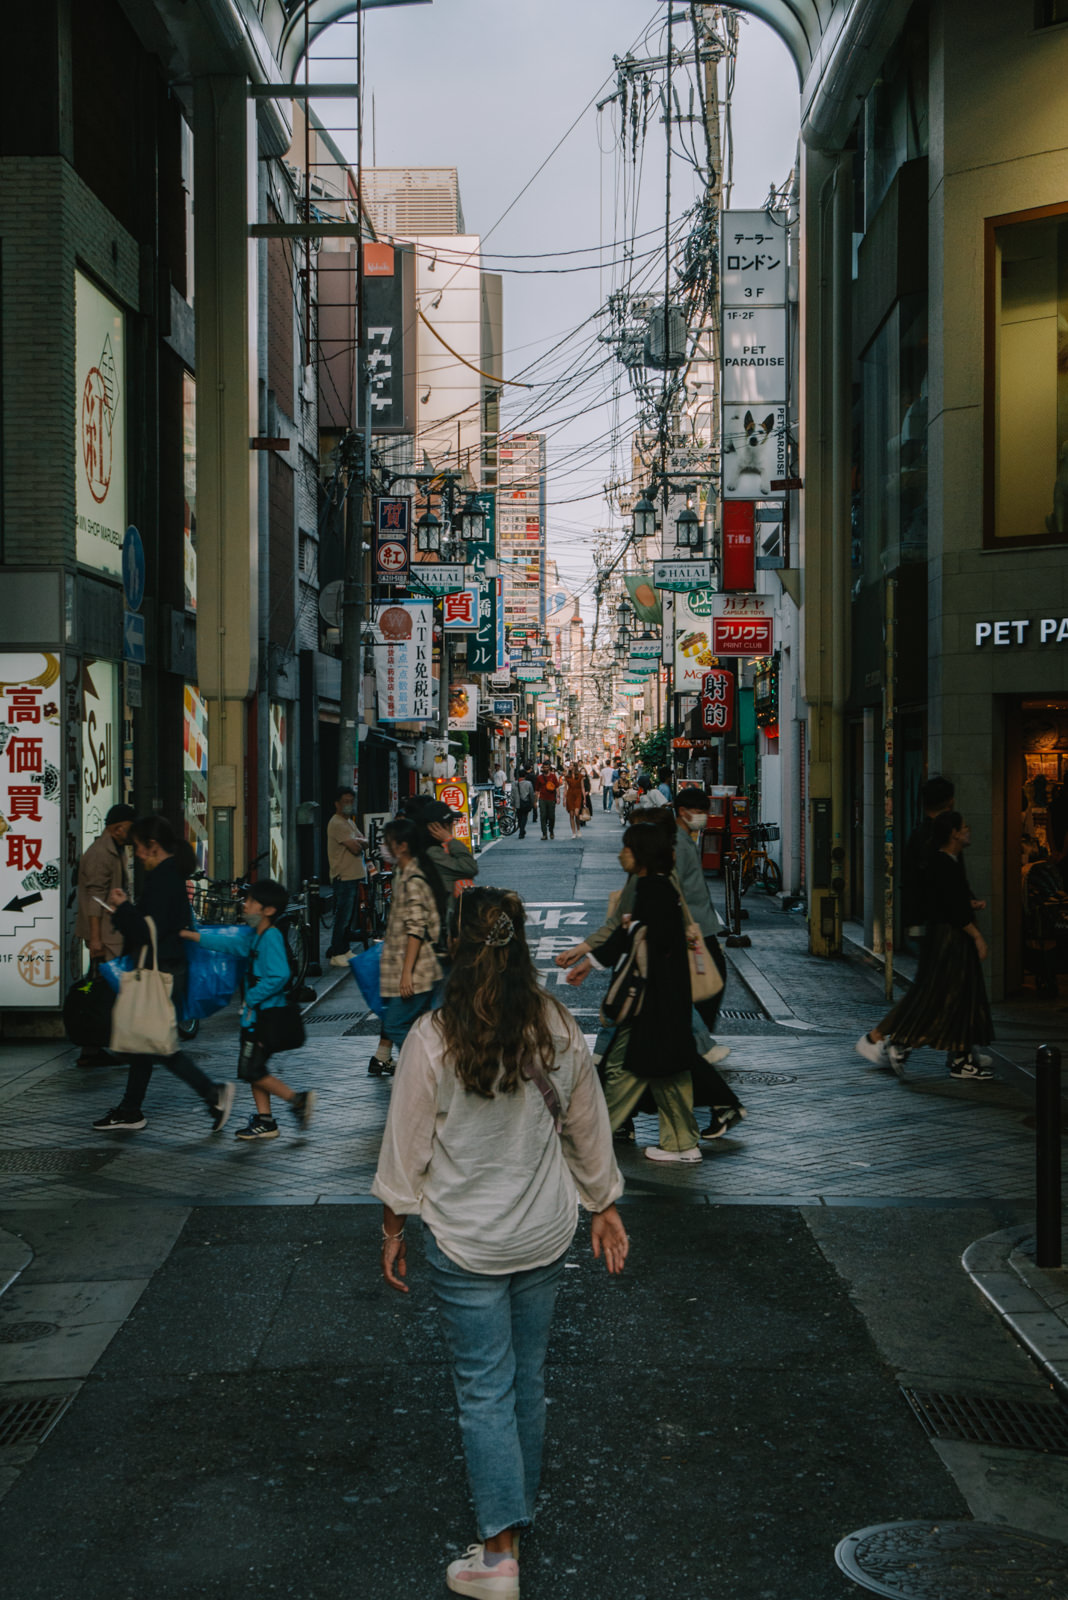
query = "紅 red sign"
(712, 616, 773, 657)
(700, 667, 734, 733)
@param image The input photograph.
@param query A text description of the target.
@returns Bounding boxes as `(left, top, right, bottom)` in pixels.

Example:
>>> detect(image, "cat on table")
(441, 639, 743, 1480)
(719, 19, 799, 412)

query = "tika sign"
(712, 616, 774, 658)
(0, 653, 63, 1008)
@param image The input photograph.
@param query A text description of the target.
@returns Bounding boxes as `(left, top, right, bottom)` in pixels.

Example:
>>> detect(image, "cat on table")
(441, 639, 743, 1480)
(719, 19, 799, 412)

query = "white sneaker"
(854, 1032, 889, 1066)
(704, 1044, 731, 1065)
(887, 1043, 910, 1070)
(446, 1544, 519, 1599)
(643, 1145, 702, 1163)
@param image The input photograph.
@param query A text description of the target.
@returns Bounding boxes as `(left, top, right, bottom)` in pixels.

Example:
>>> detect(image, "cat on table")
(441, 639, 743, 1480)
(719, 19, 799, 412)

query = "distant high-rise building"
(498, 433, 547, 636)
(362, 169, 465, 236)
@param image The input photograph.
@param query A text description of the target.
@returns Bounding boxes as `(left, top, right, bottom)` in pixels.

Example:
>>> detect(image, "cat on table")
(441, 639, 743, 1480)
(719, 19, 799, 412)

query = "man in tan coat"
(74, 803, 134, 1067)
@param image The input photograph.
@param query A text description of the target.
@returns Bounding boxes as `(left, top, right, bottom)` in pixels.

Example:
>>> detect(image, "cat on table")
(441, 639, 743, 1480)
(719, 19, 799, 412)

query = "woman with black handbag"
(569, 822, 706, 1163)
(183, 878, 315, 1141)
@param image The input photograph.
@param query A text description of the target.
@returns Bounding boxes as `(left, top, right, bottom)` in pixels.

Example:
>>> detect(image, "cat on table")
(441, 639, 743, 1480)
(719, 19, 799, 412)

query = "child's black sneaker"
(235, 1114, 279, 1141)
(290, 1090, 316, 1129)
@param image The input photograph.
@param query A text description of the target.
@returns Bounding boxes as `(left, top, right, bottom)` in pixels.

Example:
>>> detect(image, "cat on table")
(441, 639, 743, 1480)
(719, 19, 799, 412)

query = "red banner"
(722, 500, 756, 592)
(712, 616, 774, 657)
(700, 667, 734, 733)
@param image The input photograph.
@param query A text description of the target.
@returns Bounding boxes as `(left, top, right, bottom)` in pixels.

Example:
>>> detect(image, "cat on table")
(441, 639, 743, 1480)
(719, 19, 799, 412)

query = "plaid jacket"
(379, 864, 443, 998)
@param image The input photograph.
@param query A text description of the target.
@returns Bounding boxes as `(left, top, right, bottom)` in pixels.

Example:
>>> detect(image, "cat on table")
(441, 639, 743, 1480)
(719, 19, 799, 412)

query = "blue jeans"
(603, 787, 613, 810)
(423, 1226, 567, 1539)
(381, 990, 434, 1053)
(326, 877, 359, 956)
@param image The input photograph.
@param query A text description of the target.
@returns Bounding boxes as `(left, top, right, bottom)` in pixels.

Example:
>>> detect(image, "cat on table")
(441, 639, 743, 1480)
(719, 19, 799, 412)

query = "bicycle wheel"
(499, 806, 518, 836)
(761, 856, 783, 895)
(278, 912, 309, 990)
(739, 855, 757, 896)
(177, 1016, 200, 1042)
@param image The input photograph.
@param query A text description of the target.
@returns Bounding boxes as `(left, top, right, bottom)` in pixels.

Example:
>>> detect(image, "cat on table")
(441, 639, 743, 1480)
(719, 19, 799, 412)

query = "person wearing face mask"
(326, 786, 368, 966)
(91, 815, 236, 1134)
(182, 880, 316, 1141)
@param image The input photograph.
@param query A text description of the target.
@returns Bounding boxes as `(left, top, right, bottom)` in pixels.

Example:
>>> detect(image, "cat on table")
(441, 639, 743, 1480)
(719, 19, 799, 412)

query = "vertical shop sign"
(442, 588, 480, 631)
(269, 703, 286, 881)
(374, 496, 411, 584)
(673, 590, 715, 690)
(359, 243, 415, 433)
(0, 653, 63, 1007)
(183, 684, 210, 870)
(435, 778, 471, 845)
(467, 582, 497, 672)
(371, 600, 433, 722)
(75, 270, 126, 578)
(700, 668, 734, 733)
(81, 661, 119, 853)
(722, 501, 756, 592)
(447, 680, 479, 731)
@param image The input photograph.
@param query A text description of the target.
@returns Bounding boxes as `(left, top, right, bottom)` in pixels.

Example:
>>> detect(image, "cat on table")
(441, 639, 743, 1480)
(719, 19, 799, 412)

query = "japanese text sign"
(435, 779, 472, 846)
(372, 600, 432, 722)
(712, 617, 774, 657)
(723, 309, 786, 406)
(720, 211, 788, 306)
(0, 653, 63, 1007)
(442, 588, 480, 631)
(75, 271, 126, 578)
(374, 496, 410, 584)
(700, 668, 734, 733)
(673, 589, 716, 690)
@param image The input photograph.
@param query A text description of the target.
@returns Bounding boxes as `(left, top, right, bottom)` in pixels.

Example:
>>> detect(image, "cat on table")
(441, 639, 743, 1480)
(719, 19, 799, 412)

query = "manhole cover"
(0, 1394, 73, 1448)
(835, 1522, 1068, 1598)
(0, 1149, 120, 1175)
(0, 1322, 58, 1344)
(720, 1070, 798, 1086)
(902, 1387, 1068, 1455)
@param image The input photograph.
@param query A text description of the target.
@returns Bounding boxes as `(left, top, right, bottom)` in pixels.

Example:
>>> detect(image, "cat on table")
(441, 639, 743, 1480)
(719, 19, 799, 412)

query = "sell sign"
(712, 616, 774, 657)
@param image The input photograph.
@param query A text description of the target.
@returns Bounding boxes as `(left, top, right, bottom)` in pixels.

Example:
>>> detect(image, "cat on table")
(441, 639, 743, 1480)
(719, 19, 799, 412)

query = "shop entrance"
(1005, 696, 1068, 996)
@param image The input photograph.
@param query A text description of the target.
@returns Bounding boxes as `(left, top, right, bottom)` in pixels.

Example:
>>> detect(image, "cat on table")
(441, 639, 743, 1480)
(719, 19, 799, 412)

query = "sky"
(311, 0, 799, 621)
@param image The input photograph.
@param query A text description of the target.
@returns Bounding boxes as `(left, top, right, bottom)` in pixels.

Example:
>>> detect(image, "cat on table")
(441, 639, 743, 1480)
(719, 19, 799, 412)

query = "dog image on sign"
(723, 408, 778, 497)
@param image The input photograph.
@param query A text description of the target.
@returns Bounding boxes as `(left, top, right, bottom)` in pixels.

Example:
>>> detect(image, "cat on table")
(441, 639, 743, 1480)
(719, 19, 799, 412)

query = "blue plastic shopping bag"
(184, 935, 246, 1020)
(349, 942, 383, 1017)
(100, 955, 132, 994)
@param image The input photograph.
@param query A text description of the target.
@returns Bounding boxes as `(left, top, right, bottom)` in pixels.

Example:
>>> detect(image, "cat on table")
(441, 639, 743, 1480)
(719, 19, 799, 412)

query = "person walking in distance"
(91, 816, 235, 1134)
(181, 879, 316, 1141)
(866, 812, 996, 1080)
(326, 786, 368, 967)
(534, 761, 561, 840)
(514, 769, 535, 840)
(600, 758, 616, 811)
(563, 763, 585, 839)
(374, 887, 627, 1598)
(74, 802, 135, 1068)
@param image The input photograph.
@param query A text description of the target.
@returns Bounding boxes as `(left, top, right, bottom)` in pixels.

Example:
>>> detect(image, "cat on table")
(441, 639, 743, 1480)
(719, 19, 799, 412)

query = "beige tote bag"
(109, 916, 179, 1058)
(677, 889, 724, 1002)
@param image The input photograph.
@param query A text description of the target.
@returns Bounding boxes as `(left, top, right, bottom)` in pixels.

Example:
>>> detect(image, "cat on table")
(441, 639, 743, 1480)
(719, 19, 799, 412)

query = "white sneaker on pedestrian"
(446, 1543, 519, 1599)
(643, 1145, 702, 1163)
(704, 1043, 731, 1065)
(887, 1043, 910, 1070)
(854, 1032, 889, 1066)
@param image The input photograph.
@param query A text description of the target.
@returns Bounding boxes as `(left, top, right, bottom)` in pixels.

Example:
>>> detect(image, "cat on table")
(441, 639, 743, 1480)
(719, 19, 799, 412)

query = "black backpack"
(62, 971, 116, 1048)
(599, 921, 648, 1027)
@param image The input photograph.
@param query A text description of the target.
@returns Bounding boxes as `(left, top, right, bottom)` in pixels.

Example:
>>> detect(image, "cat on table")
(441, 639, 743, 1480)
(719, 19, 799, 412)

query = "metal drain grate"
(0, 1149, 120, 1176)
(307, 1011, 366, 1023)
(0, 1394, 73, 1448)
(901, 1387, 1068, 1455)
(718, 1009, 765, 1020)
(0, 1322, 57, 1344)
(721, 1069, 798, 1086)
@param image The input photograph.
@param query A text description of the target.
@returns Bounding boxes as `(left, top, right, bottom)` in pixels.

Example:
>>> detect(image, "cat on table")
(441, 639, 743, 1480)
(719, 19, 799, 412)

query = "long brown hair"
(436, 886, 567, 1096)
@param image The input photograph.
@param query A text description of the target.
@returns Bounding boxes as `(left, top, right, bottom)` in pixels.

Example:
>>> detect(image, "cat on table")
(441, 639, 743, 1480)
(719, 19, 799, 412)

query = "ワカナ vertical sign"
(0, 653, 63, 1007)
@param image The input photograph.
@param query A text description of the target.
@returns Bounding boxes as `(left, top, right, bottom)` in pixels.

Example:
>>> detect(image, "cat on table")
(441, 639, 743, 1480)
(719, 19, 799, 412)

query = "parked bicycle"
(737, 823, 783, 896)
(493, 789, 518, 836)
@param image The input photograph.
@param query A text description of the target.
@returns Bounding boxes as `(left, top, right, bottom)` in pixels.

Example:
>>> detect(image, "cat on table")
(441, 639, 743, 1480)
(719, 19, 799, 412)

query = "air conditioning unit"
(643, 304, 688, 369)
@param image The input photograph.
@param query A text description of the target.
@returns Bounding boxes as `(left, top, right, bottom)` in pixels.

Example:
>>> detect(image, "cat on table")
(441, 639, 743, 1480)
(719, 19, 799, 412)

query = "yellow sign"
(435, 778, 472, 846)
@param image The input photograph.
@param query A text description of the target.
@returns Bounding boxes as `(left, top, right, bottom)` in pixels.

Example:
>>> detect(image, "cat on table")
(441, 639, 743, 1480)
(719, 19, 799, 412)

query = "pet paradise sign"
(722, 405, 788, 501)
(722, 309, 786, 406)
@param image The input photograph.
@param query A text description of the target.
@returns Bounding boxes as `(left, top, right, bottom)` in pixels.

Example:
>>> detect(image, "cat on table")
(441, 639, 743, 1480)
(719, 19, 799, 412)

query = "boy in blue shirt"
(181, 879, 316, 1141)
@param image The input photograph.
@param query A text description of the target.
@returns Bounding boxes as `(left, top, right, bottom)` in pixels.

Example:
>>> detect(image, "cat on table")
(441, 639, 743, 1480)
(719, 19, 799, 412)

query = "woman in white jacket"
(373, 886, 628, 1599)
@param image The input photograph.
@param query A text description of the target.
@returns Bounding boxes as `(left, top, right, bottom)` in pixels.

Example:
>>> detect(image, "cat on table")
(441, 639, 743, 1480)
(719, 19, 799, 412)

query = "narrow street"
(1, 806, 1064, 1598)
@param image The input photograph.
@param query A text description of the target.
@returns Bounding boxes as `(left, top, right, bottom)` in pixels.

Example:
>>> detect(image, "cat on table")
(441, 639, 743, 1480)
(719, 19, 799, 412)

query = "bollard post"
(1035, 1044, 1063, 1271)
(305, 878, 323, 978)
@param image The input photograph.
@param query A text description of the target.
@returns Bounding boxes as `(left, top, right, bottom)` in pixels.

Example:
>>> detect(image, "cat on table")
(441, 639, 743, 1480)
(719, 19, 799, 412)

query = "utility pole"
(337, 1, 367, 796)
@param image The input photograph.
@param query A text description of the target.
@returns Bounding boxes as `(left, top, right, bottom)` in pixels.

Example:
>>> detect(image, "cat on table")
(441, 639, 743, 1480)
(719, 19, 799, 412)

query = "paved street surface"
(1, 805, 1067, 1597)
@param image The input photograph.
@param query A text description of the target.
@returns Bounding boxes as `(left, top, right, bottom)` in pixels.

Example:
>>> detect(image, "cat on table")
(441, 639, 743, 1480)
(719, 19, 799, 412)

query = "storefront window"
(988, 207, 1068, 545)
(183, 373, 197, 611)
(858, 296, 928, 577)
(183, 684, 209, 871)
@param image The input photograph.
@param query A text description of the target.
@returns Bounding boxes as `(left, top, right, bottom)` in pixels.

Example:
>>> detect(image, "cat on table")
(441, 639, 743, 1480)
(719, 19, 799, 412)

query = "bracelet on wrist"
(382, 1227, 405, 1243)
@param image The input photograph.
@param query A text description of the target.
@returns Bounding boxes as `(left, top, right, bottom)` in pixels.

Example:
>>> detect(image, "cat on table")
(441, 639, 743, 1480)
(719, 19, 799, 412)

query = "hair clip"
(483, 912, 515, 948)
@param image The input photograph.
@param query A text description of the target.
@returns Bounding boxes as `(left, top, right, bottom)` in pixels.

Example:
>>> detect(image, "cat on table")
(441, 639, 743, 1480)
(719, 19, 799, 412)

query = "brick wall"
(0, 157, 139, 566)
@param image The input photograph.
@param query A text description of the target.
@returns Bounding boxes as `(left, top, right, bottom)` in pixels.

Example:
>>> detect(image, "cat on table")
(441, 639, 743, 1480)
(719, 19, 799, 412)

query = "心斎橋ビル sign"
(374, 497, 410, 584)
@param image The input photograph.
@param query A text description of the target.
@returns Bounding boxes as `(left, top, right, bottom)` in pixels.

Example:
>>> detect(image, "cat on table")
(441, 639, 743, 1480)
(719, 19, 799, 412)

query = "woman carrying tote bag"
(91, 816, 235, 1135)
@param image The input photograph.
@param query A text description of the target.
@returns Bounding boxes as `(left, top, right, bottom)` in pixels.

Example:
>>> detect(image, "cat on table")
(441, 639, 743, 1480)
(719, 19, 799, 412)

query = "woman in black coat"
(91, 816, 235, 1133)
(590, 823, 704, 1163)
(875, 811, 995, 1079)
